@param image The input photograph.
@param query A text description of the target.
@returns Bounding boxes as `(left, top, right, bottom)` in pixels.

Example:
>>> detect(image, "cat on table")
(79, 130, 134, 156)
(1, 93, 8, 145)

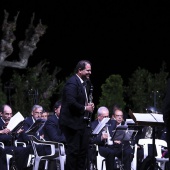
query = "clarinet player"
(59, 60, 95, 170)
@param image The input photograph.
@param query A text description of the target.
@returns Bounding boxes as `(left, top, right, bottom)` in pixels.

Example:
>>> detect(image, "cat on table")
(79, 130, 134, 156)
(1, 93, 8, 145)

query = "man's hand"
(0, 128, 11, 134)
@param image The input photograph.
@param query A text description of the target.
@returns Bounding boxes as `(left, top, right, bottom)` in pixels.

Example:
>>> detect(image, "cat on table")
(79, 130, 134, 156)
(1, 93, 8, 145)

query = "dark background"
(1, 0, 170, 105)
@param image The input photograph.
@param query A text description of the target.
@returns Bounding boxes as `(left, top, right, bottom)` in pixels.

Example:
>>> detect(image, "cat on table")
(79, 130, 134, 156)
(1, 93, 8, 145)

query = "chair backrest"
(96, 145, 106, 170)
(138, 138, 167, 160)
(28, 135, 66, 170)
(28, 135, 60, 159)
(0, 142, 14, 170)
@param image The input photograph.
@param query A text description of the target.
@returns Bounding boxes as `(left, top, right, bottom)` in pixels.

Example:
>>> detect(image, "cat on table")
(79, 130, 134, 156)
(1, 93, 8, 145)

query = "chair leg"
(6, 154, 13, 170)
(44, 160, 48, 170)
(60, 156, 66, 170)
(33, 158, 41, 170)
(101, 159, 106, 170)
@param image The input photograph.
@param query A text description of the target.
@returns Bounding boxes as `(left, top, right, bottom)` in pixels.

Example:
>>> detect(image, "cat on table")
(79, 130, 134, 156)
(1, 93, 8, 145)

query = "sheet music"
(7, 112, 24, 131)
(92, 118, 110, 135)
(125, 119, 135, 124)
(133, 113, 164, 123)
(112, 129, 138, 141)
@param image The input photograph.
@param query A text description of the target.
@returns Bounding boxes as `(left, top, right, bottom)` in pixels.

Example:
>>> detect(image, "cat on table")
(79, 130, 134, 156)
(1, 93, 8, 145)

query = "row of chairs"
(97, 139, 169, 170)
(0, 135, 66, 170)
(1, 137, 169, 170)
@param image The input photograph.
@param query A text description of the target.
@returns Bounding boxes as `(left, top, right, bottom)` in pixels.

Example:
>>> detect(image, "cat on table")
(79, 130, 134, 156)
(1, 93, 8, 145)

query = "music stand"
(128, 109, 164, 169)
(111, 126, 138, 170)
(112, 126, 138, 142)
(25, 119, 46, 135)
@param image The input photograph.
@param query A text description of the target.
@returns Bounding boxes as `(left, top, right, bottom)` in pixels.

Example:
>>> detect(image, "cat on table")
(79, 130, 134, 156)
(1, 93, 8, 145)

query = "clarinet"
(86, 85, 93, 128)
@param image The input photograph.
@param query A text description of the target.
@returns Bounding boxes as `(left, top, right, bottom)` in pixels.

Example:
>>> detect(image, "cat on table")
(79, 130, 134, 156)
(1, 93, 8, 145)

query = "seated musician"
(90, 106, 133, 170)
(18, 104, 45, 143)
(0, 104, 31, 170)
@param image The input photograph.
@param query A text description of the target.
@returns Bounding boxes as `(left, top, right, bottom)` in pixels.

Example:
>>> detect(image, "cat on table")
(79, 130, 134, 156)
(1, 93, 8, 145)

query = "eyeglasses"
(34, 112, 42, 114)
(4, 113, 12, 115)
(101, 115, 109, 118)
(115, 115, 123, 117)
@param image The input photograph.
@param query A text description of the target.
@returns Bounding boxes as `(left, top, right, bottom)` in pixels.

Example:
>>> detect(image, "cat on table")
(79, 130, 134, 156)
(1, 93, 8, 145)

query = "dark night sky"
(1, 0, 170, 104)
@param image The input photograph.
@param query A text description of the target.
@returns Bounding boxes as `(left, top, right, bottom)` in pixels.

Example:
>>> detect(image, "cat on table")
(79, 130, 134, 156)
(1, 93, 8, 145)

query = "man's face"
(41, 112, 49, 120)
(55, 105, 61, 117)
(113, 110, 124, 124)
(32, 108, 43, 120)
(98, 111, 109, 122)
(79, 64, 91, 80)
(2, 106, 13, 122)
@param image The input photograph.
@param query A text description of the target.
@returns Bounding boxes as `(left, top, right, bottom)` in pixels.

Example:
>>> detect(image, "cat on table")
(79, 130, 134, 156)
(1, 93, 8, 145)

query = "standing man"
(162, 78, 170, 169)
(59, 60, 95, 170)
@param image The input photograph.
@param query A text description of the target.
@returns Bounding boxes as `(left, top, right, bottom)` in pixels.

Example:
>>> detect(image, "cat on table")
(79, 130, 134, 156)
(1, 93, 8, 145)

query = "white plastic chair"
(14, 140, 35, 168)
(138, 138, 169, 170)
(0, 142, 13, 170)
(96, 145, 106, 170)
(28, 135, 66, 170)
(96, 144, 138, 170)
(96, 145, 123, 170)
(131, 144, 138, 170)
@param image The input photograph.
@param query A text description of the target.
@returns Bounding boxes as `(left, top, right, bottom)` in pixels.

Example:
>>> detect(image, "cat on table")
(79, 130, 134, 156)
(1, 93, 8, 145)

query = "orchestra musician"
(59, 60, 95, 170)
(0, 104, 31, 170)
(90, 107, 133, 170)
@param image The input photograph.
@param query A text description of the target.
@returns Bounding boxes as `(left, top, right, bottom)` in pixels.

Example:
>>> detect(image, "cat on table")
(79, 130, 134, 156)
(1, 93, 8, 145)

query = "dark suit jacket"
(90, 119, 117, 146)
(90, 119, 133, 157)
(43, 114, 66, 143)
(59, 74, 88, 130)
(23, 116, 34, 131)
(0, 118, 5, 130)
(163, 78, 170, 126)
(18, 116, 43, 142)
(0, 118, 13, 146)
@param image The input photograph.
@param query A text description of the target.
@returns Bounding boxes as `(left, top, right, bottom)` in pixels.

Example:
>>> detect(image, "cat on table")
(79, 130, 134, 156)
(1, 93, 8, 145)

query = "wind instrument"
(86, 84, 93, 128)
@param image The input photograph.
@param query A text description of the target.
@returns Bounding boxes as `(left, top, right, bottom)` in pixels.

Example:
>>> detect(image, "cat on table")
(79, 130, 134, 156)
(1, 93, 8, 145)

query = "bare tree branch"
(0, 10, 47, 75)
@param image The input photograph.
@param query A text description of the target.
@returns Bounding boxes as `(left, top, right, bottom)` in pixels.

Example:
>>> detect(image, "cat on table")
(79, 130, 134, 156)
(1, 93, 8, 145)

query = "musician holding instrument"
(59, 60, 95, 170)
(0, 104, 31, 170)
(90, 107, 133, 170)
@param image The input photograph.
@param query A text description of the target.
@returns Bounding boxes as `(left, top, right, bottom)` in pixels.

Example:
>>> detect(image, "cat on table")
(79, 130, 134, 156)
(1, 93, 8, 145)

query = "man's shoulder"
(46, 115, 57, 122)
(91, 119, 98, 124)
(0, 118, 4, 124)
(24, 116, 33, 124)
(109, 119, 116, 123)
(67, 74, 81, 83)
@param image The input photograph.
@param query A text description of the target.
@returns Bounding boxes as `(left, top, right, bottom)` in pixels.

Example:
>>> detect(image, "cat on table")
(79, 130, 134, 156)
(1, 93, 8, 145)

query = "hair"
(112, 108, 124, 119)
(97, 106, 109, 116)
(75, 60, 91, 73)
(112, 103, 122, 115)
(1, 104, 12, 113)
(53, 100, 62, 110)
(31, 105, 43, 112)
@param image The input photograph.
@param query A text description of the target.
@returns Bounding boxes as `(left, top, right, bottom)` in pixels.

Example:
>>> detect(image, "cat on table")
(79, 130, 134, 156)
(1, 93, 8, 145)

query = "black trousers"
(0, 145, 31, 170)
(99, 143, 134, 170)
(62, 125, 90, 170)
